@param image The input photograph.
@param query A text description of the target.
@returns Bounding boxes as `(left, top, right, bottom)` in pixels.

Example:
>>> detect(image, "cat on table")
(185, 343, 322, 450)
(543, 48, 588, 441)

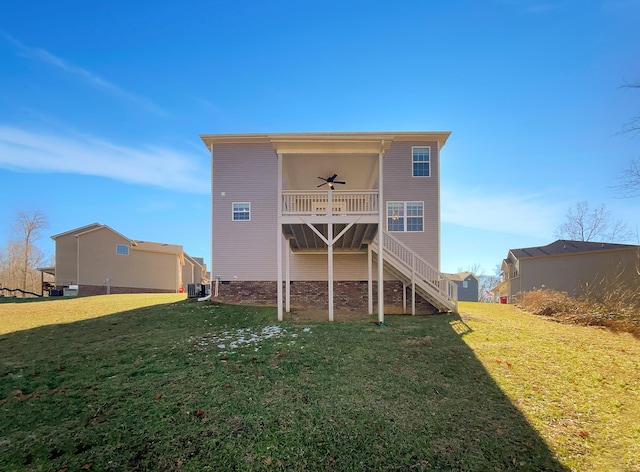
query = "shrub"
(517, 288, 640, 338)
(516, 289, 584, 317)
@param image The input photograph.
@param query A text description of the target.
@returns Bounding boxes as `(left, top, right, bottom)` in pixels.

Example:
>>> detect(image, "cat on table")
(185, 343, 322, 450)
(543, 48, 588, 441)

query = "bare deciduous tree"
(621, 80, 640, 135)
(554, 201, 633, 243)
(15, 211, 48, 292)
(479, 265, 502, 302)
(0, 211, 49, 295)
(615, 157, 640, 198)
(615, 81, 640, 198)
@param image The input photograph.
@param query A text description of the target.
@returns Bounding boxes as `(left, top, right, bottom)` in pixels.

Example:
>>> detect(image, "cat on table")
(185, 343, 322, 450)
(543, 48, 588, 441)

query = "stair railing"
(373, 231, 457, 311)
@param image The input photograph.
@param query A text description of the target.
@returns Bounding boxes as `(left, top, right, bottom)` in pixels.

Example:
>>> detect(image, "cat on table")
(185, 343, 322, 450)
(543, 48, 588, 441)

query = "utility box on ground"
(63, 285, 79, 297)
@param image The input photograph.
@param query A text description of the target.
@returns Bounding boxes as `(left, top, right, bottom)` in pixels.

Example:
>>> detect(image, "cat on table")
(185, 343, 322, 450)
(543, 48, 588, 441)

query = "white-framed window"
(412, 146, 430, 177)
(463, 281, 469, 289)
(232, 202, 251, 221)
(116, 244, 129, 255)
(386, 201, 424, 232)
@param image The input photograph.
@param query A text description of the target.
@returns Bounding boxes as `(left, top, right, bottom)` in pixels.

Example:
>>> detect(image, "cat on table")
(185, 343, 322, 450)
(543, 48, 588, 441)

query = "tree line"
(0, 211, 51, 296)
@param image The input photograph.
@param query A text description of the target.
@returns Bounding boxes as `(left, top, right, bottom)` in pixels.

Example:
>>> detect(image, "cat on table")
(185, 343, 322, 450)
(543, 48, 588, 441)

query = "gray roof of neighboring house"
(444, 271, 479, 282)
(508, 239, 638, 260)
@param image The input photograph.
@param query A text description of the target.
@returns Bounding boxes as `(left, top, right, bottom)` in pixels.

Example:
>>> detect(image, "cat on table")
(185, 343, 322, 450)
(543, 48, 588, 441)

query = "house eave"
(50, 222, 103, 240)
(200, 131, 451, 155)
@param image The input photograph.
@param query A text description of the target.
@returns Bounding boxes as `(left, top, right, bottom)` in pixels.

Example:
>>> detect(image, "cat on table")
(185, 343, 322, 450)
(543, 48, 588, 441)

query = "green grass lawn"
(0, 296, 638, 471)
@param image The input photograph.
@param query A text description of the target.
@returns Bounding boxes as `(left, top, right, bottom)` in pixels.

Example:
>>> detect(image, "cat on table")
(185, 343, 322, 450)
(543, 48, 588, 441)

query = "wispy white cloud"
(0, 31, 167, 117)
(0, 125, 209, 194)
(441, 185, 567, 238)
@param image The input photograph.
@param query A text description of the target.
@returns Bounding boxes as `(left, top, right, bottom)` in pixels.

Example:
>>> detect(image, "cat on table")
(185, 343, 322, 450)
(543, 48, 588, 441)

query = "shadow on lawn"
(372, 311, 569, 471)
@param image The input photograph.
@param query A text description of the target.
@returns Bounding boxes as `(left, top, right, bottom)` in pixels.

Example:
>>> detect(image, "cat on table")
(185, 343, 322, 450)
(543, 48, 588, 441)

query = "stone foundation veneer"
(212, 280, 438, 315)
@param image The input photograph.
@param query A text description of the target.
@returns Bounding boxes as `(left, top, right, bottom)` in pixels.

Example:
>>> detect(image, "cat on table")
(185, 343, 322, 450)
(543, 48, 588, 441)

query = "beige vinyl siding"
(211, 139, 442, 282)
(76, 228, 179, 291)
(182, 257, 205, 285)
(75, 228, 126, 287)
(126, 249, 180, 290)
(519, 249, 638, 297)
(54, 232, 80, 286)
(383, 141, 440, 268)
(290, 253, 367, 280)
(289, 253, 415, 281)
(182, 259, 195, 285)
(508, 274, 521, 299)
(212, 143, 278, 281)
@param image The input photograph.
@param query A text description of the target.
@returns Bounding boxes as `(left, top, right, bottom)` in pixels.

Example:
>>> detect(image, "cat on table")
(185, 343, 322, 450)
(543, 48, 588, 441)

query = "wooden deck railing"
(282, 190, 379, 216)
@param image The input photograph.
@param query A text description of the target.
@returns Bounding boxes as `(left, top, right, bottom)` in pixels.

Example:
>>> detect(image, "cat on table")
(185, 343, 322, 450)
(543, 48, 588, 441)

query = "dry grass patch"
(517, 288, 640, 337)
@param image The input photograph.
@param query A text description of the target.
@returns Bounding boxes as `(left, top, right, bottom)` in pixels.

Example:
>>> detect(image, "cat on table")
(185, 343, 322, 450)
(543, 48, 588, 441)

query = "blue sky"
(1, 0, 639, 276)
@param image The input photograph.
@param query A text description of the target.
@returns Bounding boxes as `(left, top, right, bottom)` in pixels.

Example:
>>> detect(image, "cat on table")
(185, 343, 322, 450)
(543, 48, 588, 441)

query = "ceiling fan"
(317, 174, 346, 189)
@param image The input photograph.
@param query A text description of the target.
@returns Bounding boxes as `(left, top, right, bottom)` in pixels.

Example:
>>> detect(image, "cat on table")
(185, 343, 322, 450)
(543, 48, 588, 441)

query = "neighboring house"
(184, 254, 209, 287)
(200, 131, 458, 322)
(493, 239, 640, 303)
(45, 223, 207, 296)
(444, 272, 479, 302)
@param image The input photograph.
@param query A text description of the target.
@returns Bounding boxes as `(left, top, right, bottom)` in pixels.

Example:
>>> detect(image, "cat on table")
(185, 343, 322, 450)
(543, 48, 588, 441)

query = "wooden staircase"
(370, 231, 458, 313)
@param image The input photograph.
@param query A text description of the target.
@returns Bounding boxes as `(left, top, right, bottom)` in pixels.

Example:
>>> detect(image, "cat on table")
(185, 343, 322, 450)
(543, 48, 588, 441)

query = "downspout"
(76, 235, 80, 290)
(277, 152, 284, 321)
(199, 142, 215, 302)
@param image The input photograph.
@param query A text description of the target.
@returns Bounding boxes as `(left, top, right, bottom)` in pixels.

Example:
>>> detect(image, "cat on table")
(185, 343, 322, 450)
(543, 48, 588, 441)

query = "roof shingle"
(510, 239, 638, 259)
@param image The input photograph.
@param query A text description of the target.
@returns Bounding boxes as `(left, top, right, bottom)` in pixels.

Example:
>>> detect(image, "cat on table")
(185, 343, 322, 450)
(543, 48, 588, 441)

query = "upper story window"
(232, 202, 251, 221)
(116, 244, 129, 255)
(412, 146, 431, 177)
(463, 281, 469, 289)
(387, 201, 424, 232)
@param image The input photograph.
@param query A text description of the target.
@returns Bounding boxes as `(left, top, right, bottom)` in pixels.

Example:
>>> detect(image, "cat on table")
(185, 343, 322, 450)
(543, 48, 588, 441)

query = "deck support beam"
(367, 244, 373, 315)
(328, 221, 334, 321)
(377, 147, 384, 323)
(402, 281, 407, 314)
(412, 281, 416, 316)
(285, 240, 290, 313)
(277, 152, 284, 321)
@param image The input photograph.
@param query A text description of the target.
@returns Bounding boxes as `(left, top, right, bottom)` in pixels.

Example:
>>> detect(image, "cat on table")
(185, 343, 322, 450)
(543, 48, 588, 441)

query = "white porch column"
(285, 240, 290, 313)
(377, 148, 384, 323)
(411, 263, 416, 316)
(367, 243, 373, 315)
(412, 282, 416, 316)
(402, 281, 407, 314)
(277, 152, 284, 321)
(327, 190, 334, 321)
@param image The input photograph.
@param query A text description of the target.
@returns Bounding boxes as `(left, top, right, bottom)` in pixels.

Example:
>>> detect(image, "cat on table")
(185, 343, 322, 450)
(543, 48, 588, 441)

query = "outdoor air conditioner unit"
(63, 285, 79, 297)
